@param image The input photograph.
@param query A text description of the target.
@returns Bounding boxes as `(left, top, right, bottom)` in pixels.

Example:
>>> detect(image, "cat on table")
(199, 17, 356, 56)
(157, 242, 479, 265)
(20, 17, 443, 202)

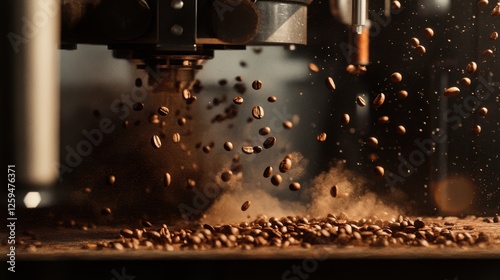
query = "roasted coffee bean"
(373, 166, 385, 177)
(182, 89, 192, 100)
(372, 93, 385, 109)
(186, 96, 197, 105)
(397, 90, 408, 99)
(242, 146, 254, 154)
(423, 27, 434, 38)
(378, 116, 390, 124)
(224, 141, 234, 151)
(218, 79, 228, 86)
(133, 102, 144, 111)
(267, 96, 277, 102)
(149, 113, 160, 124)
(391, 0, 401, 10)
(289, 182, 301, 191)
(271, 174, 282, 186)
(263, 137, 276, 149)
(492, 4, 500, 16)
(263, 166, 273, 178)
(410, 37, 420, 47)
(415, 45, 426, 55)
(466, 61, 477, 74)
(346, 64, 367, 75)
(283, 121, 293, 129)
(142, 220, 153, 228)
(158, 106, 170, 116)
(233, 96, 244, 105)
(259, 126, 271, 136)
(107, 175, 116, 186)
(356, 96, 366, 107)
(330, 185, 338, 198)
(396, 125, 406, 135)
(482, 49, 494, 57)
(478, 107, 488, 117)
(164, 172, 171, 188)
(460, 77, 472, 87)
(178, 117, 187, 126)
(221, 170, 233, 182)
(135, 78, 142, 87)
(308, 62, 319, 72)
(101, 207, 112, 216)
(252, 80, 263, 90)
(325, 76, 336, 91)
(252, 106, 264, 119)
(390, 72, 402, 83)
(253, 146, 263, 154)
(366, 137, 378, 147)
(187, 179, 196, 188)
(316, 132, 327, 142)
(241, 201, 251, 211)
(341, 113, 350, 125)
(444, 86, 460, 97)
(490, 31, 499, 40)
(472, 125, 482, 136)
(203, 145, 211, 154)
(279, 158, 292, 173)
(477, 0, 489, 8)
(172, 133, 181, 143)
(235, 76, 243, 82)
(120, 228, 134, 238)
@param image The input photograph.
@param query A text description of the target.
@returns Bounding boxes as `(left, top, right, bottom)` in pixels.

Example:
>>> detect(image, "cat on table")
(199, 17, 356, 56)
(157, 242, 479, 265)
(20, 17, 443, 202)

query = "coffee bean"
(460, 77, 472, 87)
(149, 113, 160, 124)
(186, 96, 197, 105)
(492, 4, 500, 16)
(218, 79, 228, 86)
(283, 121, 293, 129)
(472, 125, 482, 136)
(133, 102, 144, 111)
(330, 185, 338, 197)
(391, 0, 401, 10)
(158, 106, 170, 116)
(241, 201, 251, 211)
(242, 146, 254, 154)
(356, 96, 366, 107)
(120, 228, 134, 238)
(187, 179, 196, 188)
(203, 145, 211, 153)
(267, 96, 277, 102)
(477, 0, 489, 8)
(372, 93, 385, 109)
(182, 89, 192, 100)
(410, 37, 420, 47)
(224, 141, 234, 151)
(378, 116, 390, 124)
(466, 61, 477, 74)
(341, 113, 350, 125)
(263, 166, 273, 178)
(415, 45, 426, 55)
(396, 125, 406, 135)
(316, 132, 327, 142)
(397, 90, 408, 99)
(482, 49, 494, 57)
(253, 146, 263, 154)
(233, 96, 244, 105)
(252, 80, 263, 90)
(325, 77, 336, 91)
(271, 174, 282, 186)
(142, 220, 153, 228)
(263, 136, 276, 149)
(279, 158, 292, 173)
(164, 172, 171, 188)
(235, 76, 243, 82)
(423, 27, 434, 38)
(478, 107, 488, 117)
(289, 182, 301, 191)
(366, 137, 378, 147)
(101, 207, 112, 216)
(444, 86, 460, 97)
(308, 62, 319, 72)
(172, 133, 181, 143)
(373, 166, 385, 177)
(221, 170, 233, 182)
(490, 31, 499, 40)
(178, 117, 187, 126)
(390, 72, 402, 83)
(135, 78, 142, 87)
(107, 175, 116, 186)
(252, 106, 264, 119)
(259, 126, 271, 136)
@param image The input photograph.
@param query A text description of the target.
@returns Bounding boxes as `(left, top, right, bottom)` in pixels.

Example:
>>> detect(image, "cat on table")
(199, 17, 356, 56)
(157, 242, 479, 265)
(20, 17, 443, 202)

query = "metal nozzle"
(352, 0, 367, 34)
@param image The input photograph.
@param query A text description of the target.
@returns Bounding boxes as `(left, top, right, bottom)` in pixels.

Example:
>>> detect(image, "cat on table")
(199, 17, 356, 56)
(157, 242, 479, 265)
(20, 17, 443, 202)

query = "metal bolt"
(170, 24, 183, 36)
(171, 0, 184, 10)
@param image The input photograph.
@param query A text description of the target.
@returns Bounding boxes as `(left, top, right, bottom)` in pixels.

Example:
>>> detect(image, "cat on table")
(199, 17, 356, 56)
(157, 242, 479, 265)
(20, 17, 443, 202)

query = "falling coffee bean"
(253, 146, 263, 154)
(187, 179, 196, 188)
(397, 90, 408, 99)
(472, 125, 482, 136)
(460, 77, 472, 87)
(182, 89, 192, 100)
(492, 4, 500, 16)
(164, 172, 171, 188)
(415, 45, 426, 55)
(289, 182, 301, 191)
(267, 96, 277, 103)
(271, 174, 283, 186)
(133, 102, 144, 111)
(252, 80, 263, 90)
(325, 76, 336, 91)
(107, 175, 116, 186)
(477, 0, 489, 8)
(423, 27, 434, 38)
(203, 145, 211, 154)
(242, 146, 254, 154)
(241, 201, 251, 211)
(158, 106, 170, 116)
(372, 93, 385, 109)
(263, 166, 273, 178)
(279, 157, 292, 173)
(356, 96, 366, 107)
(252, 106, 265, 119)
(373, 166, 385, 177)
(172, 133, 181, 143)
(224, 141, 234, 151)
(366, 137, 379, 147)
(233, 96, 244, 105)
(263, 136, 276, 149)
(410, 37, 420, 47)
(283, 120, 293, 129)
(391, 0, 401, 11)
(396, 125, 406, 135)
(221, 170, 233, 182)
(152, 135, 162, 149)
(490, 31, 499, 41)
(101, 207, 112, 216)
(178, 117, 187, 126)
(466, 61, 477, 74)
(478, 107, 488, 117)
(378, 116, 390, 124)
(341, 113, 350, 125)
(308, 62, 319, 73)
(259, 126, 271, 136)
(330, 185, 338, 198)
(482, 49, 494, 57)
(390, 72, 403, 83)
(316, 132, 327, 142)
(444, 86, 460, 97)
